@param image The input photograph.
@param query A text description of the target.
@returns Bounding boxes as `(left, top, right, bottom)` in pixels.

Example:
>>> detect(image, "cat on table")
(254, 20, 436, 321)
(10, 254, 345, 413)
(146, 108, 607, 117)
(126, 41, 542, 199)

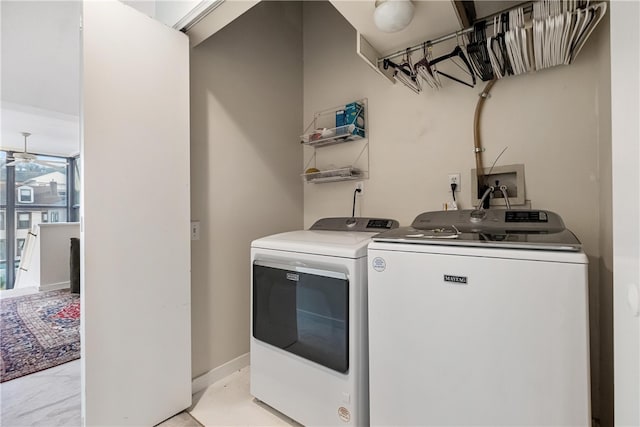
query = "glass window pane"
(1, 151, 6, 205)
(0, 207, 5, 290)
(0, 243, 5, 290)
(16, 212, 31, 229)
(47, 208, 66, 223)
(73, 156, 80, 206)
(16, 238, 25, 258)
(14, 156, 67, 207)
(2, 150, 74, 289)
(0, 207, 7, 289)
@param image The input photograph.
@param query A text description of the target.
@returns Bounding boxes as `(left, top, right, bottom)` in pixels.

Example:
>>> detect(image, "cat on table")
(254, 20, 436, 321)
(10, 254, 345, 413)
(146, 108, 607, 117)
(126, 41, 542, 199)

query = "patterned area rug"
(1, 289, 80, 382)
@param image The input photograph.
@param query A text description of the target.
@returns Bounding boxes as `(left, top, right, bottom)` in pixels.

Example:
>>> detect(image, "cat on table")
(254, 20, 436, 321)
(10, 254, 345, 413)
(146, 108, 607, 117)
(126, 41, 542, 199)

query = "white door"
(81, 1, 191, 425)
(611, 2, 640, 425)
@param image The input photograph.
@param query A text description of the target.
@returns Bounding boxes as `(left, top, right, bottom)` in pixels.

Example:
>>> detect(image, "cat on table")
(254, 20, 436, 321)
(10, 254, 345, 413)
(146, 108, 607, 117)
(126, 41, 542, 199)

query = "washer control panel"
(310, 217, 399, 232)
(505, 210, 548, 223)
(412, 209, 563, 233)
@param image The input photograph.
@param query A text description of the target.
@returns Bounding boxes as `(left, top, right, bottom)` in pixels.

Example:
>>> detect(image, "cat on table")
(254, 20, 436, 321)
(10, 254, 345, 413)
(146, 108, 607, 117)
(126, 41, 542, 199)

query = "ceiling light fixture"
(374, 0, 415, 33)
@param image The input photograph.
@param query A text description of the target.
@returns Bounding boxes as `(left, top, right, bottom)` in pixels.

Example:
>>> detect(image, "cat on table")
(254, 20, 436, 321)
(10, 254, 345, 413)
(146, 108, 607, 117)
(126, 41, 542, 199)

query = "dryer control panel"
(310, 217, 399, 232)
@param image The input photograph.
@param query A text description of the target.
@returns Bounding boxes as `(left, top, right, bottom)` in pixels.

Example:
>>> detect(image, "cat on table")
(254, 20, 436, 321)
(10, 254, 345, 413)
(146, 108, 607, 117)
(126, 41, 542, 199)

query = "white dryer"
(251, 217, 398, 426)
(368, 209, 590, 426)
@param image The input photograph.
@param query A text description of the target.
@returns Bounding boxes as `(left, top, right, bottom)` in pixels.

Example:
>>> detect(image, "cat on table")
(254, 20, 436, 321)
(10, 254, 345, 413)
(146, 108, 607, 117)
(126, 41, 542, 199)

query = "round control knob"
(469, 209, 487, 223)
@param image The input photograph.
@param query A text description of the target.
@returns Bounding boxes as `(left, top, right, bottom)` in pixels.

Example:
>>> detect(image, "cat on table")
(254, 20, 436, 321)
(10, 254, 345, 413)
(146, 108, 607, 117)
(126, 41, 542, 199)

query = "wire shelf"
(301, 125, 365, 147)
(301, 166, 364, 184)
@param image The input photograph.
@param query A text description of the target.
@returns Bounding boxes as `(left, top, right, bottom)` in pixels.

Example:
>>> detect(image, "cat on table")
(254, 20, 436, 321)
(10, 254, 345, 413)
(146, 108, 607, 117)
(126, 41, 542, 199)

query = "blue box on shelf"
(336, 109, 346, 127)
(335, 109, 347, 136)
(344, 102, 365, 138)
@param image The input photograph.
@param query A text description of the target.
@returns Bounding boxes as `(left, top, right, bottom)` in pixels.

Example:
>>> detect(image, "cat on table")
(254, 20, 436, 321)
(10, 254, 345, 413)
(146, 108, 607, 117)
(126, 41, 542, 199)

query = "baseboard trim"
(191, 352, 249, 395)
(39, 281, 70, 292)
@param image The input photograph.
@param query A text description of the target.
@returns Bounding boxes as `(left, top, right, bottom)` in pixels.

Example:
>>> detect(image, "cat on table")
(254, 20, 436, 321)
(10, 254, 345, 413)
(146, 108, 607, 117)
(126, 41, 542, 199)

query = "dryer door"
(253, 261, 349, 373)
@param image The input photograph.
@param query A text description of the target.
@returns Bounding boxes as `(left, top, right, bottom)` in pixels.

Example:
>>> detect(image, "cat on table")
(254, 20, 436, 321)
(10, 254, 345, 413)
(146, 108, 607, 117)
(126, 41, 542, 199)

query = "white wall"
(15, 223, 80, 290)
(120, 0, 156, 19)
(1, 0, 81, 157)
(189, 1, 303, 380)
(596, 10, 614, 424)
(611, 1, 640, 425)
(303, 1, 612, 424)
(38, 223, 80, 289)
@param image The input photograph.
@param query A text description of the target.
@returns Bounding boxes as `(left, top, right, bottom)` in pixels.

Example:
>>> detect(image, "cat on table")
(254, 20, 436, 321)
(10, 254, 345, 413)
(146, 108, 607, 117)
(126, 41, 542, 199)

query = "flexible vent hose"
(473, 79, 498, 180)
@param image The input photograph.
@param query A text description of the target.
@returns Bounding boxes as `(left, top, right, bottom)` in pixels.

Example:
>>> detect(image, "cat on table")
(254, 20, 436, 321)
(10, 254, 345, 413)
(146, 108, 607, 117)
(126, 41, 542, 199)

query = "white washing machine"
(251, 217, 398, 426)
(368, 209, 590, 426)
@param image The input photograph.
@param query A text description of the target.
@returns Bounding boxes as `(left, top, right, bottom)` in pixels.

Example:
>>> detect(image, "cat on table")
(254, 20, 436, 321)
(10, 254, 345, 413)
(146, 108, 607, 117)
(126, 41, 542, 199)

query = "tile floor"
(0, 361, 297, 427)
(1, 287, 296, 426)
(188, 367, 300, 427)
(0, 359, 82, 427)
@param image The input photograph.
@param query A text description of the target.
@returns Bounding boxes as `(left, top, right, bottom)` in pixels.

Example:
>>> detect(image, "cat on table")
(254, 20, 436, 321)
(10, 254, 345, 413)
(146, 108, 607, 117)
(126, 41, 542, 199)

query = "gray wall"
(189, 2, 613, 424)
(189, 1, 303, 378)
(303, 2, 612, 424)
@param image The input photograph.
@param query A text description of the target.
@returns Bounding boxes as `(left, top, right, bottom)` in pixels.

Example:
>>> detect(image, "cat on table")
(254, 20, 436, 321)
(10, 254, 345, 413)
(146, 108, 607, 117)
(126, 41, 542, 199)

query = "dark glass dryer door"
(253, 261, 349, 373)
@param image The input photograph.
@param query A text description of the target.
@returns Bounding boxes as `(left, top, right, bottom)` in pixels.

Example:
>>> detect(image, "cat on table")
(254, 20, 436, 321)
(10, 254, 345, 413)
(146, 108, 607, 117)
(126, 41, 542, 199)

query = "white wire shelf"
(301, 125, 366, 148)
(301, 166, 365, 184)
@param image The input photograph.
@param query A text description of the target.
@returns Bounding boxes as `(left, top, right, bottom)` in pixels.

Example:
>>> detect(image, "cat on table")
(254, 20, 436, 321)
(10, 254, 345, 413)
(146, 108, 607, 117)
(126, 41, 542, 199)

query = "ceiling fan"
(5, 132, 68, 168)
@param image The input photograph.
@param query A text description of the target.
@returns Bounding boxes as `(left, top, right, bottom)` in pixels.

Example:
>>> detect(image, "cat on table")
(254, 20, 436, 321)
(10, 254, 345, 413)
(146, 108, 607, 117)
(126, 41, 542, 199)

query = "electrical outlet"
(191, 221, 200, 241)
(356, 181, 364, 195)
(448, 173, 461, 191)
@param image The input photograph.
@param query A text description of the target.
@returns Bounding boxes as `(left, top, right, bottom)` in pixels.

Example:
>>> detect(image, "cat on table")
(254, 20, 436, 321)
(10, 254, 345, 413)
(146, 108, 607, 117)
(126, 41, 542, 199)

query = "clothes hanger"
(415, 42, 441, 89)
(487, 17, 501, 78)
(506, 7, 528, 74)
(429, 44, 477, 88)
(504, 11, 520, 74)
(500, 13, 515, 76)
(383, 49, 421, 94)
(559, 7, 574, 65)
(533, 2, 544, 70)
(520, 8, 533, 72)
(466, 22, 494, 81)
(397, 49, 422, 93)
(488, 14, 513, 78)
(570, 2, 606, 63)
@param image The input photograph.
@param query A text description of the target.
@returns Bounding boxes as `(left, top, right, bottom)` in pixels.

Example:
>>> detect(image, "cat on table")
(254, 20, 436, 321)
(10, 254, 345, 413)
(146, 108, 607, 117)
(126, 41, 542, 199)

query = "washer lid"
(372, 227, 582, 251)
(252, 230, 377, 258)
(374, 210, 582, 251)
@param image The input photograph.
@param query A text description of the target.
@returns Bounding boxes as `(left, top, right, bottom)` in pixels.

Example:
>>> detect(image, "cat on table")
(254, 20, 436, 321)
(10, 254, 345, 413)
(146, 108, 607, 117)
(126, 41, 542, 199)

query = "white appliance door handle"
(628, 283, 640, 317)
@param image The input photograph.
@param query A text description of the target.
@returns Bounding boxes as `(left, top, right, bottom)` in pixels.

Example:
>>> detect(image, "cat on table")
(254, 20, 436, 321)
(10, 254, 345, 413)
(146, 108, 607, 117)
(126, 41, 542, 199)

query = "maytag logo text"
(444, 275, 468, 284)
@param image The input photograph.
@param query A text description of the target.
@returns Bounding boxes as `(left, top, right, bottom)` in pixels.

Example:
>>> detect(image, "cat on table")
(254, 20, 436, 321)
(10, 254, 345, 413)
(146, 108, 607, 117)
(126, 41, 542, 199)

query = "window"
(17, 212, 31, 229)
(71, 156, 80, 222)
(1, 150, 78, 289)
(17, 186, 34, 204)
(16, 239, 25, 258)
